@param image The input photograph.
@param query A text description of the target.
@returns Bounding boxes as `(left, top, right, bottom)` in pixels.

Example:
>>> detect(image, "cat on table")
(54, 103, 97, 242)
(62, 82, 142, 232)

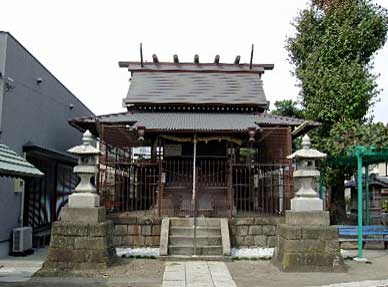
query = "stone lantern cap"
(287, 134, 326, 160)
(67, 130, 100, 155)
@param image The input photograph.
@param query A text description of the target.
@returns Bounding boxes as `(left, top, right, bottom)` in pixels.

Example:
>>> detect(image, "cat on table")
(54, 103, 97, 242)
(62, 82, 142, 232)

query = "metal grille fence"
(232, 163, 292, 216)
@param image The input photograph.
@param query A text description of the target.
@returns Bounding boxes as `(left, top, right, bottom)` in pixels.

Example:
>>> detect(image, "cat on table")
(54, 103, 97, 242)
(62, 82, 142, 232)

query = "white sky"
(1, 0, 388, 122)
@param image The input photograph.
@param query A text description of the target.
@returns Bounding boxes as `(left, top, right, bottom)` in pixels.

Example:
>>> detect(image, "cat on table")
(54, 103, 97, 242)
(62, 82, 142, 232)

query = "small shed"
(346, 174, 388, 224)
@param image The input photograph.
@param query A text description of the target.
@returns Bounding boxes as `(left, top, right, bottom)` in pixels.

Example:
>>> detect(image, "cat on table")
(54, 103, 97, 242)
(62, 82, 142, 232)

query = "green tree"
(287, 0, 388, 223)
(271, 99, 304, 118)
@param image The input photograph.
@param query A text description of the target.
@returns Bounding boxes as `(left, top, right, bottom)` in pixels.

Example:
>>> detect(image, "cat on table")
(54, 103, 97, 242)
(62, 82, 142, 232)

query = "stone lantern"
(67, 130, 100, 208)
(45, 130, 116, 271)
(272, 133, 344, 272)
(287, 134, 326, 212)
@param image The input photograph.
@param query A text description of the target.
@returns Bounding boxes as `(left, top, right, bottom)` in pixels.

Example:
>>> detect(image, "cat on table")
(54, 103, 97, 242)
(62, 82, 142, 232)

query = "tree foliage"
(288, 0, 388, 136)
(271, 99, 304, 118)
(325, 121, 388, 156)
(287, 0, 388, 222)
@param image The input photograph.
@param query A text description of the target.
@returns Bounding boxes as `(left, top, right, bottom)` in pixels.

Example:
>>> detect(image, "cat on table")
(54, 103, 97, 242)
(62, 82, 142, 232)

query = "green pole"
(319, 172, 324, 200)
(357, 152, 363, 259)
(365, 166, 370, 225)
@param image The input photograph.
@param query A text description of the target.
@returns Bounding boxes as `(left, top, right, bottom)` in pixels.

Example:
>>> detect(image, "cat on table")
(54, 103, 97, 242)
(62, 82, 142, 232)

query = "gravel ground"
(227, 250, 388, 287)
(7, 258, 165, 287)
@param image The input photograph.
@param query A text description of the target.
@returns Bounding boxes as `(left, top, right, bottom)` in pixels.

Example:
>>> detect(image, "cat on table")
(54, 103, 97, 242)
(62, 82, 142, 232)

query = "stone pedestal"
(291, 197, 323, 212)
(44, 207, 115, 271)
(68, 193, 100, 208)
(272, 211, 345, 272)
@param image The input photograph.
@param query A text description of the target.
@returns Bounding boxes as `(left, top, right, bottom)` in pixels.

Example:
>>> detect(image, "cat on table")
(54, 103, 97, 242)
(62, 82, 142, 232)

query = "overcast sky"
(2, 0, 388, 122)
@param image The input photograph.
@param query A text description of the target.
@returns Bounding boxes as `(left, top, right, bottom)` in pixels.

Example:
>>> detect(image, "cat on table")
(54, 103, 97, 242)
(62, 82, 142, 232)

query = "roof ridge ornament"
(287, 133, 326, 160)
(302, 134, 311, 149)
(82, 130, 94, 146)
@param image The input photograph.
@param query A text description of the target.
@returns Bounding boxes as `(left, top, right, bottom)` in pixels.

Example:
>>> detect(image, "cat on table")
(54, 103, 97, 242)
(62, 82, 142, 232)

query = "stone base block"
(68, 193, 100, 208)
(286, 211, 330, 226)
(291, 197, 323, 212)
(272, 224, 345, 272)
(61, 207, 106, 223)
(43, 220, 116, 271)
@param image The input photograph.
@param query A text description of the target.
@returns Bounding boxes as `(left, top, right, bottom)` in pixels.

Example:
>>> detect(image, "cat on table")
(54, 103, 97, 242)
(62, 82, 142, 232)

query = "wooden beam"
(250, 44, 254, 69)
(152, 54, 159, 63)
(234, 55, 241, 64)
(140, 43, 144, 68)
(214, 55, 220, 64)
(173, 54, 179, 63)
(194, 54, 199, 64)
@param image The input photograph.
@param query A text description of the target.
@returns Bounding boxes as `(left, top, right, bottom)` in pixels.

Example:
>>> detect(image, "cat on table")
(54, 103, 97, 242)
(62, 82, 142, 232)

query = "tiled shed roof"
(71, 112, 313, 132)
(125, 72, 268, 107)
(345, 174, 388, 188)
(0, 144, 44, 178)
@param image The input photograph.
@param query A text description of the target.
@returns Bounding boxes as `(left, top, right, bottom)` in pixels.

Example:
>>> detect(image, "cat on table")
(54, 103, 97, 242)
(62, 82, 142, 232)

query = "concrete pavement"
(163, 261, 237, 287)
(0, 248, 46, 283)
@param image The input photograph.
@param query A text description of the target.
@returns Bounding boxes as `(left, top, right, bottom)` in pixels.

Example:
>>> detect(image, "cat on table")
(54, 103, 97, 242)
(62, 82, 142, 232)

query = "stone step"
(160, 255, 232, 262)
(169, 226, 221, 237)
(169, 218, 221, 227)
(169, 235, 222, 246)
(168, 245, 223, 256)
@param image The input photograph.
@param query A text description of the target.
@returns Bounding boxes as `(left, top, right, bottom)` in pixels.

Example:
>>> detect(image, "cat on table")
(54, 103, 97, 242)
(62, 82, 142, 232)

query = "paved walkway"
(0, 249, 47, 283)
(163, 261, 237, 287)
(312, 279, 388, 287)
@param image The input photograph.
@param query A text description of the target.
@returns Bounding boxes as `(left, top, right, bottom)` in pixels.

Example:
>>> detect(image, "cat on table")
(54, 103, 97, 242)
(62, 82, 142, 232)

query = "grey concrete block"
(160, 218, 169, 256)
(253, 217, 270, 225)
(232, 218, 255, 225)
(301, 226, 338, 240)
(278, 224, 302, 240)
(132, 236, 146, 246)
(236, 226, 248, 236)
(245, 236, 254, 246)
(61, 207, 106, 224)
(286, 211, 330, 226)
(248, 225, 263, 235)
(263, 225, 276, 236)
(152, 236, 160, 246)
(114, 225, 128, 236)
(152, 225, 161, 235)
(220, 218, 231, 256)
(62, 224, 89, 237)
(254, 235, 267, 246)
(267, 236, 277, 248)
(89, 222, 112, 237)
(51, 222, 66, 236)
(273, 251, 345, 272)
(137, 217, 153, 225)
(128, 225, 141, 235)
(145, 236, 154, 246)
(108, 214, 137, 225)
(142, 225, 152, 236)
(235, 236, 245, 246)
(229, 225, 237, 235)
(112, 236, 122, 247)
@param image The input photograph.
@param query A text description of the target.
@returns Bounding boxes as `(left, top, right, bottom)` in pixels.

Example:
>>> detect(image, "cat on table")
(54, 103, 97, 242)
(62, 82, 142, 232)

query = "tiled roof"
(0, 144, 44, 178)
(345, 174, 388, 188)
(124, 72, 268, 107)
(71, 112, 312, 132)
